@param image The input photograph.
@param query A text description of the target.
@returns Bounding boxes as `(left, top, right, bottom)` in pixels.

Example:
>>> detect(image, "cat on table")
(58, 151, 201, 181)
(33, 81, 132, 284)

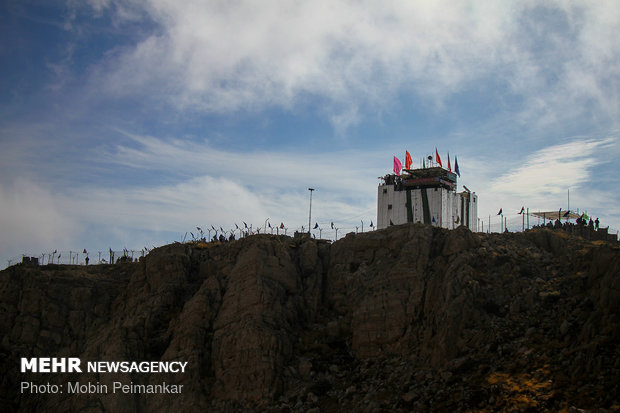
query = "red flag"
(435, 148, 442, 168)
(447, 152, 451, 172)
(405, 151, 413, 170)
(393, 156, 402, 175)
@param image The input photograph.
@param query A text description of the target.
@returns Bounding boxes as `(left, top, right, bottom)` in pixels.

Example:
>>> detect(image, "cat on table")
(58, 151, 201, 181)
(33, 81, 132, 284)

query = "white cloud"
(488, 139, 609, 196)
(85, 1, 515, 119)
(461, 138, 617, 230)
(105, 131, 384, 196)
(70, 0, 620, 133)
(0, 178, 78, 263)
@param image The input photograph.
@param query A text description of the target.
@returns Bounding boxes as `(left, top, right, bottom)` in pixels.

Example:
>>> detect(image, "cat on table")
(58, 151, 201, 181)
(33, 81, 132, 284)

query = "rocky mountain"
(1, 224, 619, 412)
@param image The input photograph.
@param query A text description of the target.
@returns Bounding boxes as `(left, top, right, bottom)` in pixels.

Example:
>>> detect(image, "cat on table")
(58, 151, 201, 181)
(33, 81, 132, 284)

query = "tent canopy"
(529, 211, 581, 220)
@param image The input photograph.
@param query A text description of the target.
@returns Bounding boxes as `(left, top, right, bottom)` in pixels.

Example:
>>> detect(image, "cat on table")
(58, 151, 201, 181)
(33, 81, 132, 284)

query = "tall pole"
(527, 208, 529, 229)
(308, 188, 315, 235)
(567, 188, 570, 222)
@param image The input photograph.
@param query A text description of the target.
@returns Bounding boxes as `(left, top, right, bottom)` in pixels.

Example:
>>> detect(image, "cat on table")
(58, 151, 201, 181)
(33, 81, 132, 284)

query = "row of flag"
(197, 220, 375, 235)
(393, 148, 460, 177)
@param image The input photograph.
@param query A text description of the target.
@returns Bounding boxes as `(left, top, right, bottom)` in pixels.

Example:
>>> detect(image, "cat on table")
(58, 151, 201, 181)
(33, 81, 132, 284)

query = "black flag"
(497, 208, 503, 215)
(313, 223, 319, 229)
(518, 207, 524, 214)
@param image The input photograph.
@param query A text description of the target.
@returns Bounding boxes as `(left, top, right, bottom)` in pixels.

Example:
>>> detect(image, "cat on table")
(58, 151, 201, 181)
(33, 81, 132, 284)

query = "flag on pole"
(280, 222, 284, 229)
(435, 148, 442, 168)
(518, 207, 524, 214)
(497, 208, 503, 215)
(448, 152, 452, 172)
(405, 151, 413, 170)
(331, 222, 334, 229)
(454, 156, 460, 177)
(314, 223, 319, 229)
(393, 156, 402, 175)
(370, 221, 374, 228)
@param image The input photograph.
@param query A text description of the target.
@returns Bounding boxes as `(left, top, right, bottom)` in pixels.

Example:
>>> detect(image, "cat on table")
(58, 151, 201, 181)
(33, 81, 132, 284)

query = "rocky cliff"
(1, 224, 619, 412)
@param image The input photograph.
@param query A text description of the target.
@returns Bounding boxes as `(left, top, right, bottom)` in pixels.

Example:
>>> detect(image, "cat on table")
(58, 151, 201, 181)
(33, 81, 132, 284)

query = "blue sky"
(1, 0, 620, 266)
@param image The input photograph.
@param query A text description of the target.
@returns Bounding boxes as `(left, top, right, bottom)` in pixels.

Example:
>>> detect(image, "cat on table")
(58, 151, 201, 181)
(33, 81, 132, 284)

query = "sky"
(1, 0, 620, 267)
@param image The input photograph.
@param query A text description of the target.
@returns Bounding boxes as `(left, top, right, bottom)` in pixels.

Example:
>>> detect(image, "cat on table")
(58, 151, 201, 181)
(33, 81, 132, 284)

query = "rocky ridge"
(1, 224, 619, 412)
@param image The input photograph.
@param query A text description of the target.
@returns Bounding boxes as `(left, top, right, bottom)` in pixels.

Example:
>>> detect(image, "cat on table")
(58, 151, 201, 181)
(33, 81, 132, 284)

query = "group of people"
(575, 215, 600, 230)
(211, 233, 236, 243)
(526, 214, 617, 242)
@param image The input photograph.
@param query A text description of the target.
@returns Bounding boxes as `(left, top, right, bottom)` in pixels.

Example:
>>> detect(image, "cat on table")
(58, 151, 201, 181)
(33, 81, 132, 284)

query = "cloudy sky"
(1, 0, 619, 266)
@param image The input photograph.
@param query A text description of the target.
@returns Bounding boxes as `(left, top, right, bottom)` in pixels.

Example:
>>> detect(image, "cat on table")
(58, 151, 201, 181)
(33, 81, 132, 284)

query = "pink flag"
(393, 156, 402, 175)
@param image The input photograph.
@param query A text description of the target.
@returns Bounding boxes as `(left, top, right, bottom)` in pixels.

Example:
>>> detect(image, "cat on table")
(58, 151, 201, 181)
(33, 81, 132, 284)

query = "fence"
(7, 249, 149, 268)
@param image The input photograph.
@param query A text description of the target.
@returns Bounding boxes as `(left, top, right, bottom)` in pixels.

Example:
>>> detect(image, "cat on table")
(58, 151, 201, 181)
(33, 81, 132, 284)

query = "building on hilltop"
(377, 166, 478, 230)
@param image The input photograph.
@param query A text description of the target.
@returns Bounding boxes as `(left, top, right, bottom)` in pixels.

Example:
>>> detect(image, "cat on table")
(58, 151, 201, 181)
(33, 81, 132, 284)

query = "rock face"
(1, 224, 620, 412)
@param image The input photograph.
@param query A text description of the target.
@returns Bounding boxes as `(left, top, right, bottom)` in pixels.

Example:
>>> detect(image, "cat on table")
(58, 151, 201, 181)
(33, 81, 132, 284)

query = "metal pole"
(527, 208, 529, 229)
(308, 188, 315, 235)
(264, 218, 269, 233)
(361, 220, 364, 233)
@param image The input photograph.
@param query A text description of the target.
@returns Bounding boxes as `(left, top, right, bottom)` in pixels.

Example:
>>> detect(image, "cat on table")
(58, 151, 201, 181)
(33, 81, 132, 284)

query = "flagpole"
(527, 208, 529, 229)
(308, 188, 315, 235)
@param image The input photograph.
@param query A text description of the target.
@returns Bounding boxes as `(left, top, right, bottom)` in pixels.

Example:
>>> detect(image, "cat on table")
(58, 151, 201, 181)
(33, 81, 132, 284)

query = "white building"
(377, 166, 478, 230)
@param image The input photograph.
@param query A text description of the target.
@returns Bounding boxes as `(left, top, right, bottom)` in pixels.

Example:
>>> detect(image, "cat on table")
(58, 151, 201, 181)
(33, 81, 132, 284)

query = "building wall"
(377, 184, 478, 230)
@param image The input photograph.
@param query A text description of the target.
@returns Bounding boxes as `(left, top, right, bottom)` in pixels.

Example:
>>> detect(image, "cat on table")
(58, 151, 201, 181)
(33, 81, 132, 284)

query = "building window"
(383, 188, 387, 194)
(388, 204, 392, 210)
